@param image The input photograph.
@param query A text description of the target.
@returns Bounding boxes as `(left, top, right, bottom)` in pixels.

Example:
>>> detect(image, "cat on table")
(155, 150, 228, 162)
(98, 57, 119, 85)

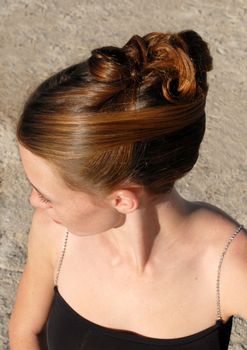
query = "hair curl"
(16, 29, 213, 196)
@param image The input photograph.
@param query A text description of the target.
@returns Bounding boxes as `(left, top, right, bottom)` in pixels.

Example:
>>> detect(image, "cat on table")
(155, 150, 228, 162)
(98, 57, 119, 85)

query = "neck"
(101, 188, 192, 275)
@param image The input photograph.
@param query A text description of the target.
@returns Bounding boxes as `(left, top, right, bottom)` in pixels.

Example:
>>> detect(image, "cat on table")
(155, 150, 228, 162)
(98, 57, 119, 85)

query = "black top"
(45, 224, 244, 350)
(45, 285, 233, 350)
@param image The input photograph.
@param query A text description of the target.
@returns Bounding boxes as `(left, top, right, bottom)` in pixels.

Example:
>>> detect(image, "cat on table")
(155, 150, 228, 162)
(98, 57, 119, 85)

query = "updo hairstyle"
(16, 30, 213, 197)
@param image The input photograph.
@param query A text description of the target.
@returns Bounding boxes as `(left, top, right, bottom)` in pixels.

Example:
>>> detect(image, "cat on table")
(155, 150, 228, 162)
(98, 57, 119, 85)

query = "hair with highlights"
(16, 30, 213, 196)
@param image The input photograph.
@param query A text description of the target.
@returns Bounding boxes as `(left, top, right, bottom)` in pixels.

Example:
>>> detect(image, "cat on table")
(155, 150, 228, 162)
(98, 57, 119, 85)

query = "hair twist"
(122, 35, 148, 84)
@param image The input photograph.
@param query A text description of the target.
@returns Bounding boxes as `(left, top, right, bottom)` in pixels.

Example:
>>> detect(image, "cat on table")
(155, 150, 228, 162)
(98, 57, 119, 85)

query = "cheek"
(55, 202, 121, 236)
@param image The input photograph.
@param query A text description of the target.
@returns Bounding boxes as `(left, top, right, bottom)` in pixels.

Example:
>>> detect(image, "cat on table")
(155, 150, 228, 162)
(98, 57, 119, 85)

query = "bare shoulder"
(29, 208, 66, 269)
(189, 200, 245, 240)
(190, 200, 247, 319)
(9, 208, 66, 339)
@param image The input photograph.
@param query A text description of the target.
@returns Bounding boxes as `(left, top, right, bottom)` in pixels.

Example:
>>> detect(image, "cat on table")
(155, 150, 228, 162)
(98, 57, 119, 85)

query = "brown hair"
(16, 30, 213, 197)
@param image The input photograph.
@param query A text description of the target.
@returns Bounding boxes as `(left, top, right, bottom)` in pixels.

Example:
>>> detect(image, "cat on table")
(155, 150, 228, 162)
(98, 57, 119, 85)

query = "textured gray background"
(1, 0, 246, 349)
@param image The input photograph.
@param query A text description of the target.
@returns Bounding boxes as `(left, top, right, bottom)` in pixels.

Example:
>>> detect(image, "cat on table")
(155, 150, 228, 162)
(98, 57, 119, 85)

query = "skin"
(15, 142, 247, 339)
(18, 143, 194, 274)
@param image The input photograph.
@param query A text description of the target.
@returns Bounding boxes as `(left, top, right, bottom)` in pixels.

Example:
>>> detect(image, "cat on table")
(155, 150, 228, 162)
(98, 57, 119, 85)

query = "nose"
(28, 189, 39, 208)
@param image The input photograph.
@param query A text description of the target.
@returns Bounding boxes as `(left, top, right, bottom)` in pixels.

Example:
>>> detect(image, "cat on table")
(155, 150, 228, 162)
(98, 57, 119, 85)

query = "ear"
(110, 188, 141, 214)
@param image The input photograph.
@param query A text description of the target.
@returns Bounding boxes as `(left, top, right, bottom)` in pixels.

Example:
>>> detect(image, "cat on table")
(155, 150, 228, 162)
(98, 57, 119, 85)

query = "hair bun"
(178, 30, 213, 74)
(122, 35, 148, 81)
(139, 30, 213, 103)
(89, 37, 149, 84)
(88, 30, 213, 104)
(89, 46, 129, 83)
(177, 30, 213, 96)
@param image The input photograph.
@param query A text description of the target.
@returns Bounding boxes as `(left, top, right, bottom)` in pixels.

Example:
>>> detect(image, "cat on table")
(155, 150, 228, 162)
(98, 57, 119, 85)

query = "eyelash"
(37, 192, 50, 204)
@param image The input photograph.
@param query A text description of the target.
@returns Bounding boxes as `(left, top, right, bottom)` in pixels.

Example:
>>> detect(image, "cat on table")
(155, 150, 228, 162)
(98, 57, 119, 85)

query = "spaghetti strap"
(54, 229, 69, 287)
(216, 223, 244, 320)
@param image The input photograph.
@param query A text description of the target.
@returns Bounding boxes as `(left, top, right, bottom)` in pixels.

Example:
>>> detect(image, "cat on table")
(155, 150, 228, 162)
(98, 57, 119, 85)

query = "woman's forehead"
(19, 144, 52, 173)
(18, 144, 64, 187)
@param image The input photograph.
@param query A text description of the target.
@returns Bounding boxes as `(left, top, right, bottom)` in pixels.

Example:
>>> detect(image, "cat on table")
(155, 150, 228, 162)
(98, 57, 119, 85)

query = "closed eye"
(37, 191, 51, 204)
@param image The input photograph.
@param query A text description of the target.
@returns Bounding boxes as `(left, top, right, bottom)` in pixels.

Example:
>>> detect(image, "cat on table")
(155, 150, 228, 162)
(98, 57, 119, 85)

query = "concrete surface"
(0, 0, 246, 349)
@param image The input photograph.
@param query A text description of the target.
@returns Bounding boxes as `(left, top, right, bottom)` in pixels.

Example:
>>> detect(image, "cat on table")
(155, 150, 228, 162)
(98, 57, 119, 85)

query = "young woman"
(9, 30, 246, 350)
